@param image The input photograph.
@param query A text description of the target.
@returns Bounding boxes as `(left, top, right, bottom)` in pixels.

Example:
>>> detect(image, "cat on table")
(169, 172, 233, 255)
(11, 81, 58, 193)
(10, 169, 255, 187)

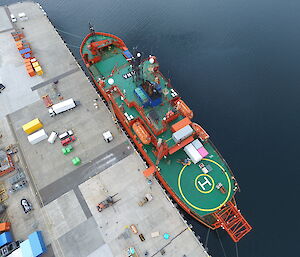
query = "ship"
(80, 28, 252, 242)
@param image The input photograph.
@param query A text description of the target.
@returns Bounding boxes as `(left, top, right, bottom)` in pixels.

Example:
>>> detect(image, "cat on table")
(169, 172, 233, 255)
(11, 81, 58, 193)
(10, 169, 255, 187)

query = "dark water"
(3, 0, 300, 256)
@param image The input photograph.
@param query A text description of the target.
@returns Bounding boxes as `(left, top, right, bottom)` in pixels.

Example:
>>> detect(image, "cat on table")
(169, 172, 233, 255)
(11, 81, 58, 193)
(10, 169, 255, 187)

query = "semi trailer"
(48, 98, 76, 117)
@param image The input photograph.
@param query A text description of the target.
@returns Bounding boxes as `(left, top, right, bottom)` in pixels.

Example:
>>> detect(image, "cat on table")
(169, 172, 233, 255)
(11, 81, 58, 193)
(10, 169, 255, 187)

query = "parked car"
(10, 14, 17, 23)
(0, 84, 5, 93)
(21, 198, 32, 213)
(61, 135, 76, 146)
(102, 130, 113, 143)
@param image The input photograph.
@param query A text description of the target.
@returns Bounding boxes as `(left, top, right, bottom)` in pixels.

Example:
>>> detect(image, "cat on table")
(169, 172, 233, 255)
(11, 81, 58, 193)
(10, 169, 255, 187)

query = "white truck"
(48, 131, 58, 144)
(49, 98, 76, 117)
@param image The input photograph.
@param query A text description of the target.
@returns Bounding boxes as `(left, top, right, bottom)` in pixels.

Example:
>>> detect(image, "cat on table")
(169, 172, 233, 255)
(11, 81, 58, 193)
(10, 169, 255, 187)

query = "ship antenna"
(89, 22, 95, 37)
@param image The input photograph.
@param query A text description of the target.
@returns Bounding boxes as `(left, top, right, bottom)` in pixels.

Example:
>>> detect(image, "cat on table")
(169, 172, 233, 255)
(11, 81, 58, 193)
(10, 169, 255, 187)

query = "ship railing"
(207, 139, 237, 180)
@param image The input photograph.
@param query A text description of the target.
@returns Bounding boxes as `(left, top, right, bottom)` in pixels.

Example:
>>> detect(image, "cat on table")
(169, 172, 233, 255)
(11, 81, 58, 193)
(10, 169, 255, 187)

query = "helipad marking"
(178, 159, 232, 212)
(194, 174, 215, 194)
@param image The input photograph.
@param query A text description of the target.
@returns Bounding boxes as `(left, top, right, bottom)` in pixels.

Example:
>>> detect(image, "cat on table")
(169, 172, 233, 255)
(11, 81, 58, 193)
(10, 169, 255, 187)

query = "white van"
(10, 14, 17, 23)
(48, 131, 58, 144)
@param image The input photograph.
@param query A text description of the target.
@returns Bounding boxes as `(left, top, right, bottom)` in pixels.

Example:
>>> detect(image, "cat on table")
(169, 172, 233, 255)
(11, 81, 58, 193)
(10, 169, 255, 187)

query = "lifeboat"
(175, 99, 193, 119)
(132, 121, 151, 144)
(191, 123, 209, 141)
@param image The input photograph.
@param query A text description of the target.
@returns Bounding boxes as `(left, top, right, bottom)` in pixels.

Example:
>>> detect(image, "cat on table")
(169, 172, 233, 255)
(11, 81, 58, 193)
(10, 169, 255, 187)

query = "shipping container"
(197, 147, 209, 158)
(22, 118, 43, 135)
(191, 139, 203, 150)
(28, 231, 47, 256)
(172, 125, 193, 143)
(0, 231, 13, 247)
(171, 117, 191, 132)
(20, 239, 33, 257)
(0, 222, 10, 232)
(27, 129, 48, 145)
(184, 143, 202, 164)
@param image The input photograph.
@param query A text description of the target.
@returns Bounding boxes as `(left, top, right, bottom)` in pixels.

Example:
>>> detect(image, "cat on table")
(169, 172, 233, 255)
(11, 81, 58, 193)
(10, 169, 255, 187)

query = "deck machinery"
(80, 31, 252, 242)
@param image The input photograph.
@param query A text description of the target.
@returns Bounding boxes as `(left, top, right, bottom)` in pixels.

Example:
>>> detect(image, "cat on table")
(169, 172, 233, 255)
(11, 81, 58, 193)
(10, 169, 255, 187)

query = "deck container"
(184, 143, 202, 164)
(172, 125, 193, 143)
(22, 118, 43, 134)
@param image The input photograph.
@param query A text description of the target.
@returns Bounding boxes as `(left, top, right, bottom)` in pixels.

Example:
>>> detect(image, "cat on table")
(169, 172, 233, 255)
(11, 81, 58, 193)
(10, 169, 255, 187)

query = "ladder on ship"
(213, 201, 252, 242)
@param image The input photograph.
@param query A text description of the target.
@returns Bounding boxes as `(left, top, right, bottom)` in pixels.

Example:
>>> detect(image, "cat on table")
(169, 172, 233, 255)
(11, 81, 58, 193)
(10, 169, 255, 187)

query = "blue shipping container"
(28, 231, 47, 256)
(20, 239, 34, 257)
(0, 231, 13, 247)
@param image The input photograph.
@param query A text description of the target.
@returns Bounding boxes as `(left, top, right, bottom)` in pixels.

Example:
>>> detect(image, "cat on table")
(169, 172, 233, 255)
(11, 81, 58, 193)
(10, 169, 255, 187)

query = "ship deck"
(82, 34, 237, 218)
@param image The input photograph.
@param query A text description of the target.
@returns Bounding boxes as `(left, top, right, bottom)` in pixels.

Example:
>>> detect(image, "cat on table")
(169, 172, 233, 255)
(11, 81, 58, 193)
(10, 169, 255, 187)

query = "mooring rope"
(216, 230, 228, 257)
(235, 242, 239, 257)
(56, 28, 82, 39)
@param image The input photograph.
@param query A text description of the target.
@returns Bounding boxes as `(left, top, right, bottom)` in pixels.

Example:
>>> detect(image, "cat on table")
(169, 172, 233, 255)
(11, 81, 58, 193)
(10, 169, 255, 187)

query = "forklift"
(97, 193, 120, 212)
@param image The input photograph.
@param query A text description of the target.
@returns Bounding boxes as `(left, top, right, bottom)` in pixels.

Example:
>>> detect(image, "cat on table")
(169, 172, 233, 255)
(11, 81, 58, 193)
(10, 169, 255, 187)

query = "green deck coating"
(82, 34, 237, 217)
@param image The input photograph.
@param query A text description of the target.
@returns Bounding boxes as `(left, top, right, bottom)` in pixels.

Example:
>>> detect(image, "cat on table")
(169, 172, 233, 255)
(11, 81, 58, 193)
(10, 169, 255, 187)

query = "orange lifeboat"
(175, 100, 193, 119)
(191, 123, 209, 141)
(132, 121, 151, 144)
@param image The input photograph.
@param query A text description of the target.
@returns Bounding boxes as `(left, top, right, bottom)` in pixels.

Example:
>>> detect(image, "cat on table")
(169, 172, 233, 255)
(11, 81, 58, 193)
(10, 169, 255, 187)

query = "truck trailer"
(48, 98, 76, 117)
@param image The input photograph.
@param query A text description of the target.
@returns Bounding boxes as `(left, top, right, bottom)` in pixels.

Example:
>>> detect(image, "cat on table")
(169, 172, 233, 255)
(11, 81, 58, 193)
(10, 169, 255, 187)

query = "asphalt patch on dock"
(73, 187, 92, 219)
(39, 141, 133, 206)
(31, 67, 79, 91)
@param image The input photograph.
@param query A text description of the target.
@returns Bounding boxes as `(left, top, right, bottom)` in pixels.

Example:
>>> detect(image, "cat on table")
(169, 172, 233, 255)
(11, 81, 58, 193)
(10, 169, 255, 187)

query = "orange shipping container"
(171, 117, 192, 132)
(28, 70, 36, 77)
(0, 222, 11, 232)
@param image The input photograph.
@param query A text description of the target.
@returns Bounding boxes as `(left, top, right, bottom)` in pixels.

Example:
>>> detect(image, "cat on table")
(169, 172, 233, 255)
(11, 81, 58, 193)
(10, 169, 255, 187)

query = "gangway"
(213, 201, 252, 242)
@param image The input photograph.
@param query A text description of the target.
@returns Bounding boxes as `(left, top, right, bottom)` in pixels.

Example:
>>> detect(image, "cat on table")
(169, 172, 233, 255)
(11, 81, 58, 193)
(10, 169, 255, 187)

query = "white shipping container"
(184, 143, 202, 164)
(7, 247, 22, 257)
(28, 129, 48, 145)
(192, 139, 203, 150)
(172, 125, 193, 143)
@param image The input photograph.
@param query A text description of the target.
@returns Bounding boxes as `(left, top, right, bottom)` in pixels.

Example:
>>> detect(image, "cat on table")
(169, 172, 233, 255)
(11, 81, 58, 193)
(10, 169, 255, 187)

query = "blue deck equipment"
(122, 50, 133, 59)
(134, 86, 151, 107)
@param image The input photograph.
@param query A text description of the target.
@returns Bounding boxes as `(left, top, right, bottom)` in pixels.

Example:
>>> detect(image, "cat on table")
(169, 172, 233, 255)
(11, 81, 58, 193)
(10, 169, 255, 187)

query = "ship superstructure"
(80, 31, 252, 242)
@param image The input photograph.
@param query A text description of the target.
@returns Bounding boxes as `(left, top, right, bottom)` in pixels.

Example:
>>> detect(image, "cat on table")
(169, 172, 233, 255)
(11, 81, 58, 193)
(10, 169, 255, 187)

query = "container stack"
(11, 30, 24, 41)
(30, 58, 43, 76)
(24, 58, 35, 77)
(22, 118, 48, 145)
(8, 231, 47, 257)
(11, 30, 44, 77)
